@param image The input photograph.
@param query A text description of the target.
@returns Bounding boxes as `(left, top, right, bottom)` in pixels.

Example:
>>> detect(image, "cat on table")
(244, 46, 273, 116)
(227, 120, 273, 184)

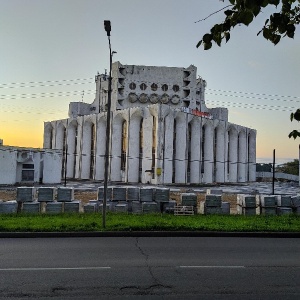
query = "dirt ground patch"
(0, 190, 16, 201)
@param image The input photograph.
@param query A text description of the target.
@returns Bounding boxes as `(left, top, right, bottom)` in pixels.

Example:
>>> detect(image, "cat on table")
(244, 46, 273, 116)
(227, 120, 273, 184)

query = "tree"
(196, 0, 299, 139)
(275, 159, 299, 175)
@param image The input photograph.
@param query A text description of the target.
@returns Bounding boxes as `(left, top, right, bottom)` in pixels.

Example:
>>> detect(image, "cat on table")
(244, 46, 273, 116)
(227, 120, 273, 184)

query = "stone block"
(115, 203, 128, 213)
(17, 187, 35, 202)
(83, 203, 97, 213)
(163, 200, 176, 214)
(260, 195, 276, 207)
(0, 201, 18, 214)
(45, 202, 63, 214)
(221, 202, 230, 215)
(97, 187, 113, 201)
(277, 207, 293, 215)
(112, 187, 127, 201)
(181, 193, 197, 207)
(291, 196, 300, 208)
(64, 201, 81, 213)
(127, 187, 140, 201)
(142, 202, 159, 213)
(205, 195, 222, 207)
(154, 188, 170, 203)
(242, 208, 257, 216)
(206, 189, 222, 195)
(140, 188, 153, 202)
(37, 187, 55, 202)
(22, 202, 40, 213)
(261, 207, 277, 215)
(277, 195, 292, 207)
(204, 205, 222, 215)
(132, 201, 142, 214)
(57, 187, 74, 202)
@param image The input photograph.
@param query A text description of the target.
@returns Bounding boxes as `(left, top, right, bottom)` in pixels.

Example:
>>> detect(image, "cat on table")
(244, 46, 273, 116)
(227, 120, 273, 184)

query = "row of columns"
(43, 106, 256, 184)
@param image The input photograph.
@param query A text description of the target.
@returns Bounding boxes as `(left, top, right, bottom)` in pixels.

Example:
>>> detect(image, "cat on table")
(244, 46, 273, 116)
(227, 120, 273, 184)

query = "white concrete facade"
(0, 146, 62, 185)
(44, 62, 256, 184)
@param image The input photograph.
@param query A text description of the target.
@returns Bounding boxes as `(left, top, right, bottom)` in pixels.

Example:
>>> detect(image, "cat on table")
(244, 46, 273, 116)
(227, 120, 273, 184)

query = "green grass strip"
(0, 213, 299, 232)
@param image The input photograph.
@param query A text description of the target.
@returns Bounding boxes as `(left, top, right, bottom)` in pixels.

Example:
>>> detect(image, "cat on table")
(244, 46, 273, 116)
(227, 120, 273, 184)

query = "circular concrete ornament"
(160, 93, 169, 104)
(139, 93, 148, 103)
(149, 93, 159, 104)
(128, 93, 138, 103)
(171, 95, 180, 104)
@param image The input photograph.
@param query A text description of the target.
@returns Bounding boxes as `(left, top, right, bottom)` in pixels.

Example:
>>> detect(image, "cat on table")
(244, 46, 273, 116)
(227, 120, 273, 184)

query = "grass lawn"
(0, 213, 299, 232)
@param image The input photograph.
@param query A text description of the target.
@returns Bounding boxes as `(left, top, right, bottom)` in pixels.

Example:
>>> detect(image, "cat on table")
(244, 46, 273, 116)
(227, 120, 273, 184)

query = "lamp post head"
(104, 20, 111, 36)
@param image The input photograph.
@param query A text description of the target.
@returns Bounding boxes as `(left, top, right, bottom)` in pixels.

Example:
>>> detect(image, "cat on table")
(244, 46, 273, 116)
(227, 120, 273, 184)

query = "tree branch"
(194, 5, 233, 23)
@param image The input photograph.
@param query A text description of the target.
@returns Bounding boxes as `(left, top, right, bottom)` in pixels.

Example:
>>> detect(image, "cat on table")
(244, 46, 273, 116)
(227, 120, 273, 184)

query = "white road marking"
(179, 266, 245, 268)
(0, 267, 111, 271)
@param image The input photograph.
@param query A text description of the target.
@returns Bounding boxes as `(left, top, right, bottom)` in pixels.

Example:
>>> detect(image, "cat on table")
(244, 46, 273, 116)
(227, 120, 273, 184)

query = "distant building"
(0, 139, 3, 146)
(0, 145, 62, 185)
(44, 62, 256, 184)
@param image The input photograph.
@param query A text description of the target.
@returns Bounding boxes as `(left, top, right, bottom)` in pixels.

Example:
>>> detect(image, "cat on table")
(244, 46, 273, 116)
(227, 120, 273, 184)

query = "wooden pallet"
(174, 205, 194, 215)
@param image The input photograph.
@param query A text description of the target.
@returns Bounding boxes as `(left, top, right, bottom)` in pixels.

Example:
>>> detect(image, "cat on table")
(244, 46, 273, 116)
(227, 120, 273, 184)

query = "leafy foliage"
(276, 159, 299, 175)
(256, 163, 273, 171)
(197, 0, 300, 50)
(289, 109, 300, 139)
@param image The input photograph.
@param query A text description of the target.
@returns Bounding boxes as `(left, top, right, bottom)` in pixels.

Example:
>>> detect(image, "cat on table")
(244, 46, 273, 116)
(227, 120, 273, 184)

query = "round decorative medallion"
(171, 95, 180, 104)
(160, 93, 169, 104)
(129, 82, 136, 90)
(149, 93, 159, 104)
(128, 92, 138, 103)
(151, 83, 158, 91)
(139, 93, 148, 103)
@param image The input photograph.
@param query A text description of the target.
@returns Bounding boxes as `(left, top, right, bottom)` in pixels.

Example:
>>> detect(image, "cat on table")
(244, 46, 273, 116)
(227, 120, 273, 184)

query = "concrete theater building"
(43, 62, 256, 184)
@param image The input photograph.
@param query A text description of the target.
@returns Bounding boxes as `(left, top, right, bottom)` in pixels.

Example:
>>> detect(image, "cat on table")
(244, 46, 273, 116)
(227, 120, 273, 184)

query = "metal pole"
(272, 149, 275, 195)
(103, 20, 112, 229)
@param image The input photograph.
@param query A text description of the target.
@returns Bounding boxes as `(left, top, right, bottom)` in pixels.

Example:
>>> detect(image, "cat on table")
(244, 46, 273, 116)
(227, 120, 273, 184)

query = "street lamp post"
(103, 20, 112, 228)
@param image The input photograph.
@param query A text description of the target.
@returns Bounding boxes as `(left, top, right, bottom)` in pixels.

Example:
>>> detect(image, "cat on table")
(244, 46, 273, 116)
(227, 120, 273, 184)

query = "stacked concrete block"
(291, 196, 300, 215)
(37, 187, 55, 202)
(57, 187, 74, 202)
(98, 203, 112, 214)
(112, 187, 127, 201)
(0, 200, 18, 214)
(154, 188, 170, 203)
(277, 195, 293, 215)
(132, 201, 142, 214)
(83, 203, 98, 213)
(237, 195, 257, 215)
(181, 193, 197, 207)
(163, 200, 176, 214)
(17, 187, 35, 202)
(221, 202, 230, 215)
(142, 202, 159, 214)
(206, 189, 223, 195)
(97, 187, 113, 201)
(22, 202, 40, 213)
(45, 202, 63, 214)
(260, 195, 277, 215)
(204, 195, 222, 215)
(115, 202, 128, 213)
(127, 187, 140, 201)
(64, 201, 81, 213)
(140, 188, 153, 202)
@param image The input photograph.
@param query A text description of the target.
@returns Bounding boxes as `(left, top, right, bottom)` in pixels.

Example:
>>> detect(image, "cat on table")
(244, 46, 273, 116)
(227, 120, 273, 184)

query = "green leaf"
(288, 130, 300, 139)
(224, 10, 234, 16)
(225, 32, 231, 43)
(203, 41, 212, 50)
(196, 40, 202, 48)
(294, 109, 300, 121)
(239, 10, 254, 26)
(286, 24, 295, 38)
(202, 33, 213, 43)
(263, 28, 271, 39)
(271, 34, 281, 45)
(291, 112, 294, 122)
(229, 0, 235, 4)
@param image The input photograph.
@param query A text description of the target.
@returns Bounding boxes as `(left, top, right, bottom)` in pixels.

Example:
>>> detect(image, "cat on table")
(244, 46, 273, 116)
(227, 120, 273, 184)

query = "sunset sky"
(1, 0, 300, 162)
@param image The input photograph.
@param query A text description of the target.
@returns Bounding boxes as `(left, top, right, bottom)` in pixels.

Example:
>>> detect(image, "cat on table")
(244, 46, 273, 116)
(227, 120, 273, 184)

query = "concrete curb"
(0, 231, 299, 238)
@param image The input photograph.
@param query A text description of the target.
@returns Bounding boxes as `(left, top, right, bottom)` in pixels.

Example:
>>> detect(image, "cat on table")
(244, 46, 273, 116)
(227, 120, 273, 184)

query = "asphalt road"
(0, 237, 299, 299)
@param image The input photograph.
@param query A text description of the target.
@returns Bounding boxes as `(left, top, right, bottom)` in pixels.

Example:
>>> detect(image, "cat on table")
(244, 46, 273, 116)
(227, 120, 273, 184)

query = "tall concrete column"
(203, 121, 213, 183)
(94, 117, 106, 181)
(110, 115, 123, 182)
(75, 119, 83, 179)
(215, 124, 225, 182)
(43, 123, 52, 149)
(238, 130, 247, 182)
(248, 130, 256, 181)
(224, 130, 229, 182)
(163, 113, 174, 184)
(190, 118, 201, 184)
(55, 123, 65, 151)
(175, 113, 187, 183)
(228, 128, 238, 182)
(127, 114, 141, 183)
(142, 109, 154, 184)
(66, 121, 77, 178)
(81, 121, 92, 179)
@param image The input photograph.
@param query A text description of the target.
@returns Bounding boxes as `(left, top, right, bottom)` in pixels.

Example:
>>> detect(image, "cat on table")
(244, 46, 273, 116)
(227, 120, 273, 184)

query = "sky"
(0, 0, 300, 163)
